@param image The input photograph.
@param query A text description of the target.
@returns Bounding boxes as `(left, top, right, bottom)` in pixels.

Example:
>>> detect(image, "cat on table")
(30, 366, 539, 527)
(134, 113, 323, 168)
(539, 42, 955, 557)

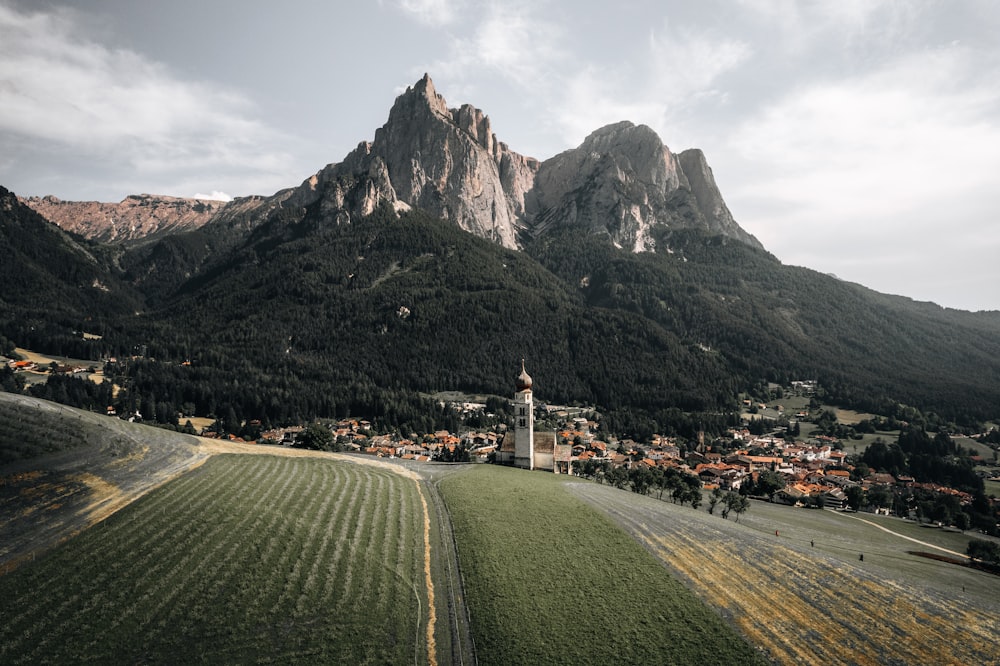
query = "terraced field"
(0, 454, 445, 664)
(567, 482, 1000, 666)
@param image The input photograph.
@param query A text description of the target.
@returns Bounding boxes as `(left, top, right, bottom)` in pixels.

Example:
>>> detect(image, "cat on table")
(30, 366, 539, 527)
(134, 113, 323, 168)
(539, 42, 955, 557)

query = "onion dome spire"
(516, 358, 532, 392)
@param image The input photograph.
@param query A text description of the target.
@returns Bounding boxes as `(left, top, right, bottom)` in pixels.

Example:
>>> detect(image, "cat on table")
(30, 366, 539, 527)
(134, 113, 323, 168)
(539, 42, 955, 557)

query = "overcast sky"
(2, 1, 998, 311)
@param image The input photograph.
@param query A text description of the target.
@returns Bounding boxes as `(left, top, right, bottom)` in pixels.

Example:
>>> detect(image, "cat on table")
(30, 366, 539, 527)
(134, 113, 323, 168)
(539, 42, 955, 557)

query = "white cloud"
(729, 46, 1000, 223)
(723, 45, 1000, 309)
(646, 24, 751, 97)
(413, 6, 750, 154)
(0, 3, 295, 197)
(420, 0, 565, 93)
(553, 23, 751, 149)
(735, 0, 917, 54)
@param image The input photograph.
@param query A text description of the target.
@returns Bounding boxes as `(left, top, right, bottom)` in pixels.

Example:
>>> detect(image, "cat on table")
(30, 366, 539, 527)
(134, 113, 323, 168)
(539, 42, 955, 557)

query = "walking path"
(828, 510, 967, 558)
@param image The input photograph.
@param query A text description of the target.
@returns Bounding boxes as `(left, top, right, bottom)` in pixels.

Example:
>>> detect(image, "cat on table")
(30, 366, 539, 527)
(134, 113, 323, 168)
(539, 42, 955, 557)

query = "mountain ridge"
(26, 74, 759, 255)
(21, 193, 229, 245)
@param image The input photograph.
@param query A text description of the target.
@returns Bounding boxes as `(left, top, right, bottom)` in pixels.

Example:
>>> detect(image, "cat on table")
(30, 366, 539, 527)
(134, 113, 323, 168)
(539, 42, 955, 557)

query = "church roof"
(516, 359, 532, 391)
(534, 432, 556, 454)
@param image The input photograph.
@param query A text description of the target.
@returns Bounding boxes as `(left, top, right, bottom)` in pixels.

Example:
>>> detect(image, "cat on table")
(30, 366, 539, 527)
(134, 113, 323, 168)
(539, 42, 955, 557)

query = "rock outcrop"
(529, 121, 761, 250)
(289, 75, 760, 252)
(676, 148, 760, 248)
(22, 194, 228, 244)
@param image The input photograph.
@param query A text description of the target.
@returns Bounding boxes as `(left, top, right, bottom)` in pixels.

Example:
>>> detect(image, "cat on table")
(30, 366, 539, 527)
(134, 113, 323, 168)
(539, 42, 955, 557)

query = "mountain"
(5, 75, 1000, 434)
(23, 74, 758, 284)
(284, 74, 760, 252)
(0, 187, 136, 314)
(531, 123, 761, 250)
(21, 194, 227, 245)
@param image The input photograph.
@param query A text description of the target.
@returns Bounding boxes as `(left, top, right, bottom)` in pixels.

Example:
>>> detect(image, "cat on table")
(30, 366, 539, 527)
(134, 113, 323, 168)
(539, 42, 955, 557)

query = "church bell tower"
(512, 359, 534, 470)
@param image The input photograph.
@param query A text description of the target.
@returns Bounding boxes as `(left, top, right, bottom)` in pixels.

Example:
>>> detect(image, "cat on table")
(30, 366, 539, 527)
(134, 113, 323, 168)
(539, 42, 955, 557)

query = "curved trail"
(828, 509, 967, 558)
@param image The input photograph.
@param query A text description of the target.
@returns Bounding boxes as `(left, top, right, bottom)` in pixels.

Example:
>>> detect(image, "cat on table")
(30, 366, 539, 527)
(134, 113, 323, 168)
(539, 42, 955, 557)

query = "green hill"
(0, 392, 205, 569)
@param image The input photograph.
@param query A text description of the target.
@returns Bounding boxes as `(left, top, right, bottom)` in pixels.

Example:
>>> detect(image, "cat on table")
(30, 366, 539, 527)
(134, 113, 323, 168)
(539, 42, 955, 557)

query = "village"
(238, 390, 993, 523)
(6, 351, 997, 525)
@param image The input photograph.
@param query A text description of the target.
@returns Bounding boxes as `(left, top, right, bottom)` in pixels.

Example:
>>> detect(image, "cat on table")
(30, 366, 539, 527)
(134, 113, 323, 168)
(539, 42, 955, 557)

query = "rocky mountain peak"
(530, 121, 706, 251)
(411, 72, 451, 118)
(676, 149, 761, 248)
(33, 76, 761, 255)
(290, 74, 534, 248)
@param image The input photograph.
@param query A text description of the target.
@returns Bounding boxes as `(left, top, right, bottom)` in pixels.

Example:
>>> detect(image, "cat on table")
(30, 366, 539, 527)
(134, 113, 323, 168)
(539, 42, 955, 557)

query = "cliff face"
(676, 148, 761, 248)
(21, 194, 227, 244)
(529, 122, 762, 250)
(287, 74, 538, 248)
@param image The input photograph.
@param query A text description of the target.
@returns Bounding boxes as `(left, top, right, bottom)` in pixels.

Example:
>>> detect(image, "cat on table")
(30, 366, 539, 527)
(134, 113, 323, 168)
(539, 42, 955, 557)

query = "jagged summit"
(401, 73, 452, 120)
(283, 74, 761, 252)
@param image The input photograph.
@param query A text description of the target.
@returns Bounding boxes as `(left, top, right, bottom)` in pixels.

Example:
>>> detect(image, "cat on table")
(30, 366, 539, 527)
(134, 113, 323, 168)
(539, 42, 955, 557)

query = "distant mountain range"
(20, 194, 227, 245)
(4, 75, 1000, 431)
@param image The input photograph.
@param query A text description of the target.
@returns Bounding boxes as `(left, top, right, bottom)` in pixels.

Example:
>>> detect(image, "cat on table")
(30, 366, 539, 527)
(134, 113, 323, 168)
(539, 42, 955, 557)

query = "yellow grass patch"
(833, 407, 875, 425)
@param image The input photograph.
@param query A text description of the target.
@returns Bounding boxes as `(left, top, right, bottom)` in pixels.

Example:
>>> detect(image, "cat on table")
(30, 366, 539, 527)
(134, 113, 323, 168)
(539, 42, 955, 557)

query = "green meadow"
(438, 465, 767, 665)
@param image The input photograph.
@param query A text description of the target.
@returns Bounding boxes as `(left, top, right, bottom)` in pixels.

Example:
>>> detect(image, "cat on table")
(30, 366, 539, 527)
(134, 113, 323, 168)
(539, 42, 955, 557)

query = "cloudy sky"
(2, 1, 998, 311)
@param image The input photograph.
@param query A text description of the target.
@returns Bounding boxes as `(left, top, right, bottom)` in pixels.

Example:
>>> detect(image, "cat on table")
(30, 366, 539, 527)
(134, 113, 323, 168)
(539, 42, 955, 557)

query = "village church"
(496, 361, 572, 473)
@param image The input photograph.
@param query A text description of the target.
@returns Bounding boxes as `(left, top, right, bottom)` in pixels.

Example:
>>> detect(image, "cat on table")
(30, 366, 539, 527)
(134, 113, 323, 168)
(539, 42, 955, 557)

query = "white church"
(495, 361, 573, 473)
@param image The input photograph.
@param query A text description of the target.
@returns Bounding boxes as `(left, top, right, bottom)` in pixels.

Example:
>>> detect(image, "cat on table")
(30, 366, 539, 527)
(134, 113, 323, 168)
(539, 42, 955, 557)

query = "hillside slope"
(0, 392, 207, 569)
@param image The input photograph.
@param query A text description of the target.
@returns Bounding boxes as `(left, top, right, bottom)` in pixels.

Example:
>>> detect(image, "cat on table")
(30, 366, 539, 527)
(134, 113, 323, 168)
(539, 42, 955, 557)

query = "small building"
(495, 361, 570, 473)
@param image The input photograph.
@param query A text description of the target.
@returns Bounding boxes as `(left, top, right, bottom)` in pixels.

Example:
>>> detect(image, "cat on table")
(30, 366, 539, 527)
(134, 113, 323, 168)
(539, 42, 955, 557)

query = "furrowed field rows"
(0, 454, 435, 664)
(567, 482, 1000, 666)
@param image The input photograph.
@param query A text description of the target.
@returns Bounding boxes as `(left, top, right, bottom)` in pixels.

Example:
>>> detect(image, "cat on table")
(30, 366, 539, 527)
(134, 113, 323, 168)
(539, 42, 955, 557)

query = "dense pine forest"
(3, 185, 1000, 440)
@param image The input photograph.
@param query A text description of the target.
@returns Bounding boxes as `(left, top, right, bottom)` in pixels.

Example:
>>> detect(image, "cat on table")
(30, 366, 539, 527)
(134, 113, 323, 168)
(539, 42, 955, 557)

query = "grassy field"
(4, 393, 998, 664)
(568, 482, 1000, 665)
(0, 454, 440, 664)
(438, 465, 768, 665)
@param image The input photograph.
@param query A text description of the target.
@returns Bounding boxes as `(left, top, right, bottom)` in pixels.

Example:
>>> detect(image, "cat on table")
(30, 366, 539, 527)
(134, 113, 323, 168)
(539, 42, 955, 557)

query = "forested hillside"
(530, 226, 1000, 421)
(0, 186, 139, 359)
(4, 185, 1000, 437)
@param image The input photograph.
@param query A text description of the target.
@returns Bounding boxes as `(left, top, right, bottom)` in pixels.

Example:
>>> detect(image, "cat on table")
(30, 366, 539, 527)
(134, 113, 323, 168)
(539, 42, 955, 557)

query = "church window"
(519, 418, 525, 427)
(519, 407, 525, 416)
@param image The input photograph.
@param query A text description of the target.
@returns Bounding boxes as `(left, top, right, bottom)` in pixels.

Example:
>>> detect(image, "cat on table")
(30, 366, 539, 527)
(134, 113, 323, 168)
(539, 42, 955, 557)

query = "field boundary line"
(826, 510, 967, 558)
